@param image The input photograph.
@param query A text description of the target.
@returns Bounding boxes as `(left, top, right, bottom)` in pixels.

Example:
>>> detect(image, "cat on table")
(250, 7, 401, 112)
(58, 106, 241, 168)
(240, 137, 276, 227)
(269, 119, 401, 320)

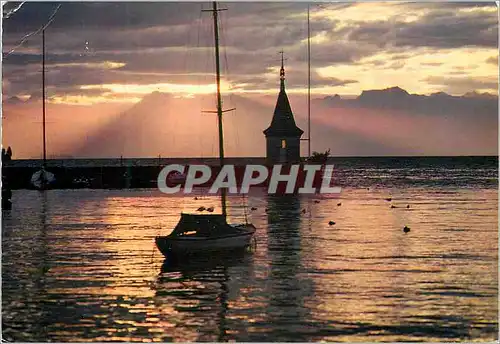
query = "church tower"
(263, 53, 304, 164)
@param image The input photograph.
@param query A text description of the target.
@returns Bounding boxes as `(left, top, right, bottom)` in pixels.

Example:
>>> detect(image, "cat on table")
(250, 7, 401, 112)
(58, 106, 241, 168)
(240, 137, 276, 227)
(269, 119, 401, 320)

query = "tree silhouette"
(307, 149, 330, 164)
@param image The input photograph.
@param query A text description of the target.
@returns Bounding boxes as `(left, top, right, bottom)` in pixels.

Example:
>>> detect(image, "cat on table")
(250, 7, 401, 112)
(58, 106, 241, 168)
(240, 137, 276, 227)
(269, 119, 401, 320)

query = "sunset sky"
(1, 2, 498, 158)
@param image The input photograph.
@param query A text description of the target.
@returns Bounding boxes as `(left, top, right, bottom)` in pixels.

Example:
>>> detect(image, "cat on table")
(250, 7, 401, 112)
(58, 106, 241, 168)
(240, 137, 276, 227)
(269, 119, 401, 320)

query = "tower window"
(281, 140, 286, 149)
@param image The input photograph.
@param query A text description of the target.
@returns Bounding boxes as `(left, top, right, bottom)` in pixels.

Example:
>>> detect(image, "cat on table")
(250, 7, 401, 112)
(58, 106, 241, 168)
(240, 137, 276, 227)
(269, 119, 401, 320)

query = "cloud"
(345, 5, 497, 49)
(424, 75, 499, 94)
(319, 76, 358, 87)
(486, 56, 498, 65)
(2, 2, 498, 101)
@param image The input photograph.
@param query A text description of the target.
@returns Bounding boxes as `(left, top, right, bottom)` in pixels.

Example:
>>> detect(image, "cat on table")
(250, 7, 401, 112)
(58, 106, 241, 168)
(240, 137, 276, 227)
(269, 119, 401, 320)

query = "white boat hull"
(155, 225, 255, 256)
(31, 169, 55, 189)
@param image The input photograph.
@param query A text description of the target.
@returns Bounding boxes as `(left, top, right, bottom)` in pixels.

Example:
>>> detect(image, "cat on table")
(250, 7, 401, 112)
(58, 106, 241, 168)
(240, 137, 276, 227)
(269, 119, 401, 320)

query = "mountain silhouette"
(8, 85, 496, 158)
(318, 86, 498, 119)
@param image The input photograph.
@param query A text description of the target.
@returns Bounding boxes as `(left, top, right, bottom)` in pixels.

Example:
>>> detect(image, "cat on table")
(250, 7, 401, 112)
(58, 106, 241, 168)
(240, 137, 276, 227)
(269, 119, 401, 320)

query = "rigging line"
(181, 5, 197, 89)
(202, 7, 217, 158)
(3, 3, 62, 58)
(195, 10, 204, 155)
(199, 6, 212, 158)
(218, 10, 233, 152)
(3, 1, 26, 20)
(193, 4, 204, 157)
(219, 12, 248, 217)
(219, 10, 241, 158)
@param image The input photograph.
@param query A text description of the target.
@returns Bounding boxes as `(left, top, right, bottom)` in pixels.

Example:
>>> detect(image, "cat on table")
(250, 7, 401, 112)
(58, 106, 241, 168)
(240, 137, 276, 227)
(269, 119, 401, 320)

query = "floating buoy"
(206, 207, 214, 212)
(406, 205, 410, 209)
(194, 197, 198, 200)
(385, 198, 392, 202)
(337, 202, 342, 206)
(268, 213, 280, 223)
(328, 221, 336, 226)
(403, 226, 410, 233)
(197, 206, 206, 211)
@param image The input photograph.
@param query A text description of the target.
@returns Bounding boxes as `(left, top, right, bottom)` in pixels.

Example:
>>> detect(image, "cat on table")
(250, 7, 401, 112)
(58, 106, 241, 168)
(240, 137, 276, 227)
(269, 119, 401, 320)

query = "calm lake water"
(2, 157, 498, 342)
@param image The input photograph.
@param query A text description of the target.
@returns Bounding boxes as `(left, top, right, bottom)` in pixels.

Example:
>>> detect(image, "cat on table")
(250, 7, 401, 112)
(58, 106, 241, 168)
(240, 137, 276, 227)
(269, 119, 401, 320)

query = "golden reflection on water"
(1, 187, 498, 342)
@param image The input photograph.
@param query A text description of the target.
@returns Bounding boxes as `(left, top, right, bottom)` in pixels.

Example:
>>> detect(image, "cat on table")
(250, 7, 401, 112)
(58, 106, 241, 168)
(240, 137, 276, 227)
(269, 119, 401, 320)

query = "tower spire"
(279, 50, 285, 91)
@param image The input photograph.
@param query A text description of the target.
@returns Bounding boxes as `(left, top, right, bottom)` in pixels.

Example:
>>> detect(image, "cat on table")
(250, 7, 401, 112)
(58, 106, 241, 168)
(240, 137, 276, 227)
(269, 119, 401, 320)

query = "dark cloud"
(486, 56, 498, 65)
(2, 52, 109, 66)
(2, 2, 497, 99)
(424, 76, 499, 94)
(51, 86, 113, 97)
(346, 7, 498, 49)
(320, 77, 358, 87)
(3, 2, 205, 31)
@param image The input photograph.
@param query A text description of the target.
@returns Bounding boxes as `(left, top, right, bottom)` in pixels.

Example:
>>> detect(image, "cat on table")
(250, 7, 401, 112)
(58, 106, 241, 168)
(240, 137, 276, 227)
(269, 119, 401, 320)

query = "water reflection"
(263, 195, 314, 341)
(3, 191, 50, 341)
(2, 188, 497, 341)
(155, 251, 253, 342)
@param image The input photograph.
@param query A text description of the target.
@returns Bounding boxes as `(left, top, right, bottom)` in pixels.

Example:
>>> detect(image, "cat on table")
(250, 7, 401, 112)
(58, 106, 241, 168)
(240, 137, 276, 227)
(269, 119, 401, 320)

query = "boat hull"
(155, 224, 255, 257)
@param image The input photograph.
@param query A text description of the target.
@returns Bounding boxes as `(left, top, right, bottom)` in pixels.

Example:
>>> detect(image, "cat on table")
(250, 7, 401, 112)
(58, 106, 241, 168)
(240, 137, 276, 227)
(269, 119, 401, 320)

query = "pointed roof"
(263, 53, 304, 138)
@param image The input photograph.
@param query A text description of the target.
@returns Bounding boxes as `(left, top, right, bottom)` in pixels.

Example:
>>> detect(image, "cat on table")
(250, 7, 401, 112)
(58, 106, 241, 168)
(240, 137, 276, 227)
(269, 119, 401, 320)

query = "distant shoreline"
(3, 155, 498, 168)
(2, 156, 497, 190)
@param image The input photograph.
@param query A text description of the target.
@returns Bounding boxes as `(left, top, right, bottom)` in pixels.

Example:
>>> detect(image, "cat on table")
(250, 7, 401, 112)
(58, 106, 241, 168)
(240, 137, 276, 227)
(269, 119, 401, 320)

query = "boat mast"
(42, 28, 47, 169)
(307, 4, 311, 158)
(211, 1, 226, 216)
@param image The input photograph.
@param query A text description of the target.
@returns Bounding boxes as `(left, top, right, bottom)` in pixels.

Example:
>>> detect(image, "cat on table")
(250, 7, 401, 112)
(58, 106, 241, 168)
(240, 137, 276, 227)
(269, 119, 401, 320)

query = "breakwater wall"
(2, 157, 328, 190)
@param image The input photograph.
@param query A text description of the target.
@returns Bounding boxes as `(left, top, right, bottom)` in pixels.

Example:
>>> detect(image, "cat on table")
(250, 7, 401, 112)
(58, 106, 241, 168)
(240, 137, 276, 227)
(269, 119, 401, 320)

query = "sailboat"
(31, 29, 55, 190)
(155, 2, 256, 258)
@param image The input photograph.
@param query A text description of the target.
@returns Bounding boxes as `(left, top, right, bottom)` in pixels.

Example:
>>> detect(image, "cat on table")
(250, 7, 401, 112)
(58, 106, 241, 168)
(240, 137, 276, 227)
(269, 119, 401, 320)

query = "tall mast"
(212, 1, 226, 216)
(42, 28, 47, 169)
(307, 5, 311, 158)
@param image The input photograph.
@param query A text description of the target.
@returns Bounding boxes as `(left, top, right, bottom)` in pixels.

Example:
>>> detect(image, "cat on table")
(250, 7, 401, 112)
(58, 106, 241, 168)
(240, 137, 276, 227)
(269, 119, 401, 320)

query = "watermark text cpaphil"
(157, 164, 341, 195)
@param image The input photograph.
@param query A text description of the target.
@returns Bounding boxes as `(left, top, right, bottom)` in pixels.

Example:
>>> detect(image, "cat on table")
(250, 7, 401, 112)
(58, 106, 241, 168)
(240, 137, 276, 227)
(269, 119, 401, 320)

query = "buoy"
(337, 202, 342, 206)
(197, 206, 206, 211)
(328, 221, 336, 226)
(269, 213, 280, 223)
(403, 226, 410, 233)
(406, 205, 410, 209)
(194, 197, 198, 200)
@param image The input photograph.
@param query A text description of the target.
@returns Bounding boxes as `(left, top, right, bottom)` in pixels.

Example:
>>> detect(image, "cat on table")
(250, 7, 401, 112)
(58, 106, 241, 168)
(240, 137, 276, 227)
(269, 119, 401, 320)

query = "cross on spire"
(279, 50, 286, 81)
(278, 50, 288, 91)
